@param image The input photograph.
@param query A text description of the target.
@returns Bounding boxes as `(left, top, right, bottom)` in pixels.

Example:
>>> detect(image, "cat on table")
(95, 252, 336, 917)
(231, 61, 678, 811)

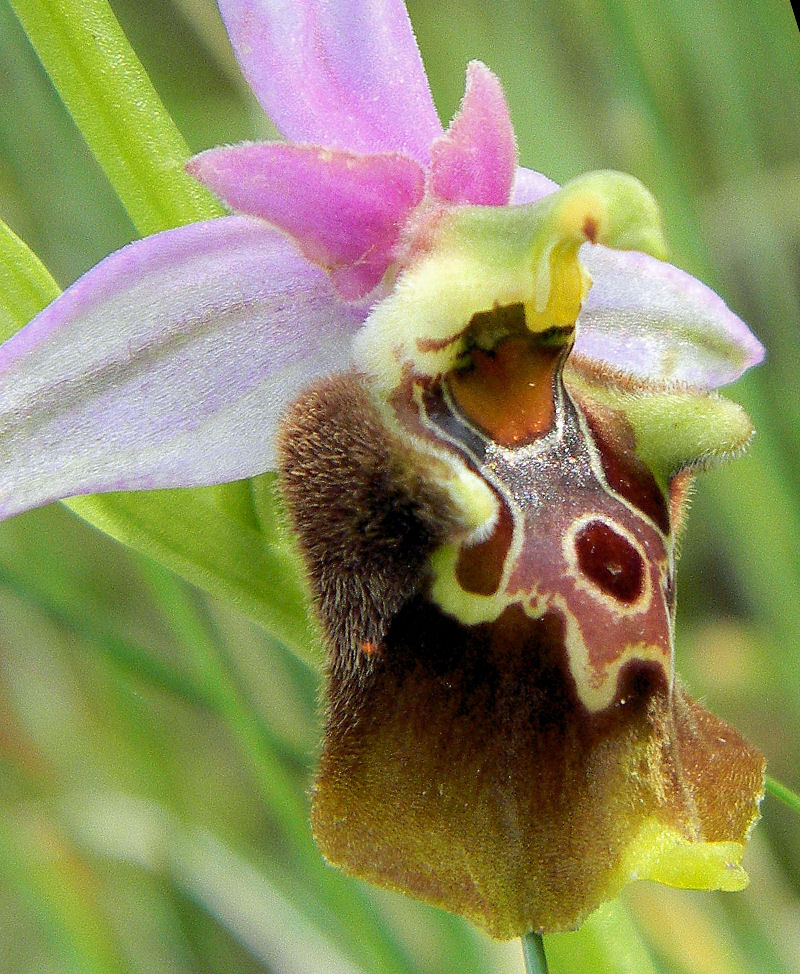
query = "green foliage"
(0, 0, 799, 972)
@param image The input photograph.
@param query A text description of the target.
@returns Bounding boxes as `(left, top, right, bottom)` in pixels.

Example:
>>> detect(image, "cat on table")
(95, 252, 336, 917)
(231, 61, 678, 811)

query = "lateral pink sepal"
(188, 143, 425, 298)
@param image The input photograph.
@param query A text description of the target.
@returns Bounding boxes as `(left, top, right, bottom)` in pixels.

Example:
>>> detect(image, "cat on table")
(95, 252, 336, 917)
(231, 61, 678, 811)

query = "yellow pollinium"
(524, 175, 666, 335)
(524, 240, 591, 333)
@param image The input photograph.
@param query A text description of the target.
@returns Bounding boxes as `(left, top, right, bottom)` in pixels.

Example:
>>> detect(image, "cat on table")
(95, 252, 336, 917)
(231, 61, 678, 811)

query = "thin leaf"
(7, 0, 222, 235)
(67, 489, 318, 664)
(0, 220, 60, 340)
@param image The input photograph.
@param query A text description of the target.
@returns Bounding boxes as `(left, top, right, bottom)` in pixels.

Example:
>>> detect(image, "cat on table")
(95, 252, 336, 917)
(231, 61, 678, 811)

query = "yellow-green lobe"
(353, 170, 667, 393)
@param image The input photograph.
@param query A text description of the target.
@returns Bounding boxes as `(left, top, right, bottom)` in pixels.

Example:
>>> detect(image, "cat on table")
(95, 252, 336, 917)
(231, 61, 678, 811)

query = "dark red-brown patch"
(455, 497, 514, 596)
(312, 598, 698, 935)
(615, 658, 669, 704)
(575, 519, 645, 603)
(449, 337, 562, 446)
(580, 404, 671, 534)
(663, 570, 676, 614)
(582, 216, 598, 243)
(420, 380, 488, 460)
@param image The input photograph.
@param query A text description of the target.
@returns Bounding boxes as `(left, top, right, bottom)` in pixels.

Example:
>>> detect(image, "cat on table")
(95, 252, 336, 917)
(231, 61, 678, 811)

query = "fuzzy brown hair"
(277, 370, 462, 679)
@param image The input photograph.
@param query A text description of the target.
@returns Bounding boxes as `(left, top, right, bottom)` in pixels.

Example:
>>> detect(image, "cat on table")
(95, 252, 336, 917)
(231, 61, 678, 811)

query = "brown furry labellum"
(276, 312, 763, 939)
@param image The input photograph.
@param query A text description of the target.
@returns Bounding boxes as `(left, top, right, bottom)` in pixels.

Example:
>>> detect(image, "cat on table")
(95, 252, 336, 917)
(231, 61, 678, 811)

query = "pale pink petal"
(188, 143, 424, 299)
(577, 246, 765, 387)
(218, 0, 442, 163)
(429, 61, 517, 206)
(0, 216, 365, 520)
(511, 167, 559, 204)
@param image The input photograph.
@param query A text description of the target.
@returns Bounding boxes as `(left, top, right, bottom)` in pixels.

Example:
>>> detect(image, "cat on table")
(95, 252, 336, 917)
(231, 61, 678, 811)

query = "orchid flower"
(0, 0, 766, 942)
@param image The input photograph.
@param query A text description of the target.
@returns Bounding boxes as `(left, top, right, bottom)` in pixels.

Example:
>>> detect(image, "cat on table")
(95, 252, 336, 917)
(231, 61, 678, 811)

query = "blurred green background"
(0, 0, 798, 971)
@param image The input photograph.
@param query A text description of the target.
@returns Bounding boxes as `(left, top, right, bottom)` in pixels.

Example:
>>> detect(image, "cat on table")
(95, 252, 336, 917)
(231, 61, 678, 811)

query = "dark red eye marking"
(575, 520, 645, 604)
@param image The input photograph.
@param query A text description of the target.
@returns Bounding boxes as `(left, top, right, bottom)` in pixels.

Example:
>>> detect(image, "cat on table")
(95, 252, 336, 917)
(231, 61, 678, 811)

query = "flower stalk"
(765, 776, 800, 816)
(522, 931, 549, 974)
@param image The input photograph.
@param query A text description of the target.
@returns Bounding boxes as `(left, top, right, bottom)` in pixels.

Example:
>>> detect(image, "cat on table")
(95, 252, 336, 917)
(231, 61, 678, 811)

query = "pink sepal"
(577, 246, 766, 387)
(0, 216, 366, 520)
(189, 143, 425, 299)
(217, 0, 442, 163)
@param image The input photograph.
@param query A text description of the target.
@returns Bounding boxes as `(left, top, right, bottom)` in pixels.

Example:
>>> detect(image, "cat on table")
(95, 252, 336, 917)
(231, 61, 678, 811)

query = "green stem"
(522, 931, 549, 974)
(765, 775, 800, 815)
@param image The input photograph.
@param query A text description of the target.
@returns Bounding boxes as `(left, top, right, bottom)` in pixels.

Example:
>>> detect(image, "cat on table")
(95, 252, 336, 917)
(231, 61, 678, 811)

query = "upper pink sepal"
(217, 0, 443, 163)
(188, 143, 425, 299)
(429, 61, 517, 206)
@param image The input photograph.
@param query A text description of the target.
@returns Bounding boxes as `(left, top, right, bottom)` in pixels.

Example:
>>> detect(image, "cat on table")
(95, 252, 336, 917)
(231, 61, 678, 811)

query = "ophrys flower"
(0, 0, 765, 940)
